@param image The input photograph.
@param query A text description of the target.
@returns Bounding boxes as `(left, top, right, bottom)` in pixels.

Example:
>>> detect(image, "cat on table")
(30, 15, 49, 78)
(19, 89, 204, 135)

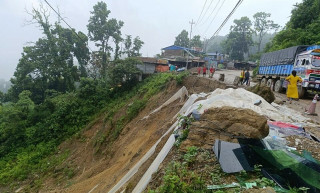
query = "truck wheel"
(261, 78, 267, 86)
(274, 80, 283, 93)
(266, 79, 274, 89)
(298, 85, 306, 99)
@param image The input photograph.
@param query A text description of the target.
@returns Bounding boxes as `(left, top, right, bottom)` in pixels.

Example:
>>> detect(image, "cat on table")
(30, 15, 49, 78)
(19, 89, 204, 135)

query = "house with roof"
(161, 45, 206, 68)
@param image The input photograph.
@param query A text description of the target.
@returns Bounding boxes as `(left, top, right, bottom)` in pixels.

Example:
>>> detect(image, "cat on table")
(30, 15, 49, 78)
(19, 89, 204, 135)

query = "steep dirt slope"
(37, 75, 225, 193)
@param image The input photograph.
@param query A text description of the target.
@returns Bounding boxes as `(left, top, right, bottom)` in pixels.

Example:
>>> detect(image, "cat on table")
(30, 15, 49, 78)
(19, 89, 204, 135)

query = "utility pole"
(186, 19, 195, 69)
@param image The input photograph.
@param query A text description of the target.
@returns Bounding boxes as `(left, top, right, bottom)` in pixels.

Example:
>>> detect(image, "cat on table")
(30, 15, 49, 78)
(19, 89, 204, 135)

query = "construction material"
(141, 86, 188, 120)
(186, 88, 311, 123)
(213, 140, 253, 173)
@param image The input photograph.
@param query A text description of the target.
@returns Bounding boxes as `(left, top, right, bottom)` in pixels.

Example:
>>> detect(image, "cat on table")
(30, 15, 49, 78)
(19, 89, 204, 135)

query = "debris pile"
(247, 84, 275, 103)
(182, 107, 269, 149)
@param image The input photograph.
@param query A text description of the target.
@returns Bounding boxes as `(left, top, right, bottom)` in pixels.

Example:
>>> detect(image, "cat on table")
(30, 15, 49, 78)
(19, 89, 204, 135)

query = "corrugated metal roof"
(161, 45, 203, 53)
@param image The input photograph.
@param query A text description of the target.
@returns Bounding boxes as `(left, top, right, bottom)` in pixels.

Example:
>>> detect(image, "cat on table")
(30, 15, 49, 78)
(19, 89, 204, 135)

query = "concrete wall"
(136, 63, 156, 74)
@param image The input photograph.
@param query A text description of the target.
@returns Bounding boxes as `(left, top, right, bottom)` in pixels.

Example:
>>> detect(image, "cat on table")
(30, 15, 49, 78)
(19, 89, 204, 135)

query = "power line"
(210, 0, 244, 40)
(43, 0, 93, 52)
(203, 0, 226, 35)
(196, 0, 214, 27)
(200, 0, 221, 27)
(195, 0, 208, 25)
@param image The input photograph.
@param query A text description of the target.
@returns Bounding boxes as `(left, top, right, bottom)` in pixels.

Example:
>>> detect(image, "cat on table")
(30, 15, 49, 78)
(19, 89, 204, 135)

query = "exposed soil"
(181, 107, 269, 150)
(34, 75, 225, 193)
(21, 73, 320, 193)
(286, 135, 320, 161)
(182, 74, 226, 94)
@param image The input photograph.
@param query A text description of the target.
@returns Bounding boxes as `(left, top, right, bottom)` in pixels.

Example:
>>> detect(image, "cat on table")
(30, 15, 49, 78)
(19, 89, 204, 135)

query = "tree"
(123, 35, 144, 57)
(87, 1, 124, 77)
(113, 34, 123, 60)
(174, 30, 189, 47)
(124, 35, 132, 57)
(8, 6, 89, 103)
(289, 0, 320, 29)
(253, 12, 279, 52)
(132, 36, 144, 57)
(190, 35, 202, 48)
(223, 17, 253, 60)
(107, 58, 142, 87)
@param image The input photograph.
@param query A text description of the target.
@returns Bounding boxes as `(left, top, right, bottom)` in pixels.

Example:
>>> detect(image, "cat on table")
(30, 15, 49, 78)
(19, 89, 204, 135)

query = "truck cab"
(294, 48, 320, 94)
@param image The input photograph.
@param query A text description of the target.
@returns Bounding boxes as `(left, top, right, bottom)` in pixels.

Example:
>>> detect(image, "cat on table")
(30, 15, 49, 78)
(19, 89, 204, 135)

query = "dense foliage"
(0, 1, 149, 188)
(266, 0, 320, 51)
(174, 30, 203, 48)
(222, 12, 279, 61)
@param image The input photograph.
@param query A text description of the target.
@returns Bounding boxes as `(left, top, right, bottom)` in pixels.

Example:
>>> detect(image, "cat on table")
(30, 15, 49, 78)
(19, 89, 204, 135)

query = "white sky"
(0, 0, 302, 80)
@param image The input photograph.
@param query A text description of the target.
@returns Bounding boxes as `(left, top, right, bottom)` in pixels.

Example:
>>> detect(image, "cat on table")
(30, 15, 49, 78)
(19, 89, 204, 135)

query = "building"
(161, 45, 205, 68)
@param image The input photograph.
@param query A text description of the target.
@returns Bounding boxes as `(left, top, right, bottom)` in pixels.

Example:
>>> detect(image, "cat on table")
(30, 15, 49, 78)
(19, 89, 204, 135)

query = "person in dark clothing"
(243, 70, 250, 85)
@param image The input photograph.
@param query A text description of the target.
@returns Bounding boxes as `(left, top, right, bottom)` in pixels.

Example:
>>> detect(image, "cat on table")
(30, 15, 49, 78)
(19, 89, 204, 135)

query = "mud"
(182, 75, 226, 94)
(247, 84, 275, 103)
(182, 107, 269, 150)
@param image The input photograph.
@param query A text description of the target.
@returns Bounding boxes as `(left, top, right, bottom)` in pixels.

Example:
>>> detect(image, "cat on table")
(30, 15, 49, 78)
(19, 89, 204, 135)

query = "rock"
(247, 84, 275, 103)
(274, 99, 284, 105)
(233, 76, 241, 86)
(181, 107, 269, 149)
(219, 74, 225, 81)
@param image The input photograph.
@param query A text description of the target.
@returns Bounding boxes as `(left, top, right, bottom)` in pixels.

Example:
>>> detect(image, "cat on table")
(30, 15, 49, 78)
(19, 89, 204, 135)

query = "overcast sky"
(0, 0, 302, 81)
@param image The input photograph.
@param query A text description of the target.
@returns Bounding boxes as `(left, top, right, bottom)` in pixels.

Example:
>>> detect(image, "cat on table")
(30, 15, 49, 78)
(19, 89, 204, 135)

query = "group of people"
(198, 66, 215, 78)
(239, 69, 250, 86)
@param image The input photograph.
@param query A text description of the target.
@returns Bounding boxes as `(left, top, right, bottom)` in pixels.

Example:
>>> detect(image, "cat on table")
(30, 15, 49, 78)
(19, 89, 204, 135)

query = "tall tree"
(8, 7, 89, 103)
(174, 30, 189, 47)
(132, 36, 144, 57)
(123, 35, 144, 57)
(253, 12, 279, 52)
(223, 17, 253, 60)
(124, 35, 132, 57)
(190, 35, 202, 48)
(87, 1, 124, 77)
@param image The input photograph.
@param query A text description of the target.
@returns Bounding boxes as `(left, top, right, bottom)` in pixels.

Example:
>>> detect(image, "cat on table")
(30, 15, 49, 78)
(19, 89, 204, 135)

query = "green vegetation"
(0, 1, 188, 189)
(0, 71, 185, 188)
(266, 0, 320, 51)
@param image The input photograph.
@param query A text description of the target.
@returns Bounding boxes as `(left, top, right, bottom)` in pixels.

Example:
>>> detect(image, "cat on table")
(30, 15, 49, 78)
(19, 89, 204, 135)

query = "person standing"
(239, 69, 245, 85)
(198, 66, 201, 76)
(286, 70, 302, 104)
(203, 66, 207, 77)
(209, 66, 214, 78)
(243, 70, 250, 85)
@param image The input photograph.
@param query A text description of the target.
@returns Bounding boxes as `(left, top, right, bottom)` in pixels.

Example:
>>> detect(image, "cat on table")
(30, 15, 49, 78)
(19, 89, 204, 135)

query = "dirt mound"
(247, 84, 275, 103)
(182, 75, 226, 94)
(182, 107, 269, 149)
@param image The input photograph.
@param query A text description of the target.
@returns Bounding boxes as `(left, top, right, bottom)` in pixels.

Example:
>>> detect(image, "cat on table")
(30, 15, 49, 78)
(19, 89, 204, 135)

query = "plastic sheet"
(185, 88, 311, 123)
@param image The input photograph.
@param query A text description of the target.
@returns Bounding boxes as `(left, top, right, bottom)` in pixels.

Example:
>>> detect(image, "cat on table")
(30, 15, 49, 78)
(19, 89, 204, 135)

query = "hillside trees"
(87, 1, 124, 78)
(8, 7, 89, 103)
(267, 0, 320, 51)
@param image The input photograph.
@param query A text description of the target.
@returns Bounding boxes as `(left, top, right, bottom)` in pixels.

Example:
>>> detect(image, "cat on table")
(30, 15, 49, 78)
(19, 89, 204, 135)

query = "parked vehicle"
(257, 45, 320, 98)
